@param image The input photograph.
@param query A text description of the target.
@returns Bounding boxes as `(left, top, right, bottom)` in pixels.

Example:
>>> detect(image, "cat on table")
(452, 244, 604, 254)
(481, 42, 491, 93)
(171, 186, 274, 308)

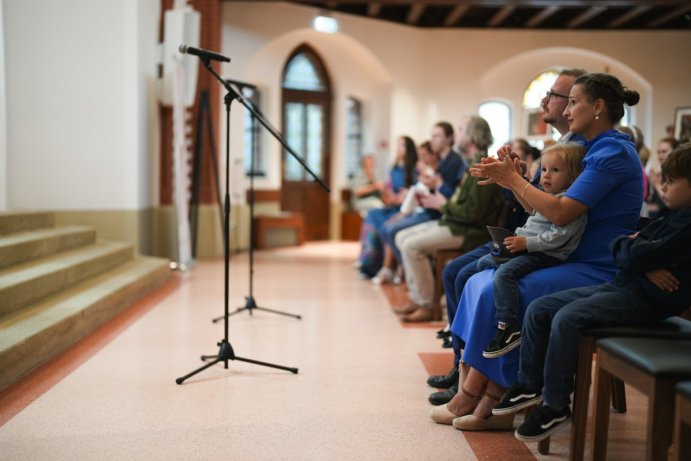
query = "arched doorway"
(281, 44, 332, 241)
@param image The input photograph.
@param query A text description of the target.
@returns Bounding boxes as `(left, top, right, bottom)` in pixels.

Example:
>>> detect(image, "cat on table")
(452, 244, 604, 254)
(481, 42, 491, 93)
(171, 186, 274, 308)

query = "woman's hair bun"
(622, 88, 640, 106)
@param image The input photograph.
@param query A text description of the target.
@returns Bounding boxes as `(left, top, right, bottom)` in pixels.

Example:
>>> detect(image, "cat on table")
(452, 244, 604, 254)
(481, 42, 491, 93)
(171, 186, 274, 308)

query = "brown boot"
(402, 307, 433, 322)
(393, 303, 421, 315)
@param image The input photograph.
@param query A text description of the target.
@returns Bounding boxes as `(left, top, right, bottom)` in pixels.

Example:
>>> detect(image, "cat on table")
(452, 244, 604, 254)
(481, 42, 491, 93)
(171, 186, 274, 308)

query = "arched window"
(522, 70, 560, 148)
(281, 46, 331, 182)
(283, 52, 327, 91)
(281, 44, 332, 240)
(478, 101, 511, 157)
(345, 97, 363, 179)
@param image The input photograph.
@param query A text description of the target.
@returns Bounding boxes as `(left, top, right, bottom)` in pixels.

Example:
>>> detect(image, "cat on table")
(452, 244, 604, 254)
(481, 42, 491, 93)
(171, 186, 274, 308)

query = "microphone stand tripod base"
(175, 339, 299, 384)
(212, 296, 302, 322)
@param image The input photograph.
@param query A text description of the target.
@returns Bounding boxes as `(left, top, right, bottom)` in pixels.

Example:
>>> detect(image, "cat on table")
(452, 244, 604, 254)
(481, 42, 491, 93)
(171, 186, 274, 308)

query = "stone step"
(0, 211, 54, 235)
(0, 256, 172, 390)
(0, 226, 96, 270)
(0, 240, 134, 319)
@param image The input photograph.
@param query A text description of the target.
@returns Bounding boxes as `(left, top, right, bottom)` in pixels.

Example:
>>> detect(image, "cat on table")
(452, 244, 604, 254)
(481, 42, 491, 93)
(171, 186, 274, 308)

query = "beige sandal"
(451, 391, 515, 431)
(429, 387, 481, 425)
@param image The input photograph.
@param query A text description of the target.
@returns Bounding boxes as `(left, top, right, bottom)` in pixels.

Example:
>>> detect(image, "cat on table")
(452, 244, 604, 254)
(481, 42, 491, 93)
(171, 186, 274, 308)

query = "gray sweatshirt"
(515, 192, 587, 261)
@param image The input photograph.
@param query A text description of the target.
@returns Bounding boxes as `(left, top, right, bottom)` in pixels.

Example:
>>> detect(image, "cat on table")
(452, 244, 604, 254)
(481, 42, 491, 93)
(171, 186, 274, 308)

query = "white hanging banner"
(171, 59, 193, 270)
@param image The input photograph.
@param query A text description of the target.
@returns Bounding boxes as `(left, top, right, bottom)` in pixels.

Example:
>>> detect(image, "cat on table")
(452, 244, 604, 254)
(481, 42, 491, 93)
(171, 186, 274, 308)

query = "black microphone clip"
(179, 44, 230, 63)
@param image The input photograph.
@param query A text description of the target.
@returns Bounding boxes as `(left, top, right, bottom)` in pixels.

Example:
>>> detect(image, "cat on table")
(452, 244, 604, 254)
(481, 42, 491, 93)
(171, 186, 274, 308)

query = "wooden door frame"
(280, 44, 333, 240)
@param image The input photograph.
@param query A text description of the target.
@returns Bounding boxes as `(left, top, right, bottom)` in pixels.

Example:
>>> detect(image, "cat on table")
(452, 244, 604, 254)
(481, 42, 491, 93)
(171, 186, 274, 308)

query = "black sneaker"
(515, 404, 571, 442)
(483, 322, 522, 358)
(426, 366, 459, 389)
(492, 384, 543, 415)
(428, 384, 458, 405)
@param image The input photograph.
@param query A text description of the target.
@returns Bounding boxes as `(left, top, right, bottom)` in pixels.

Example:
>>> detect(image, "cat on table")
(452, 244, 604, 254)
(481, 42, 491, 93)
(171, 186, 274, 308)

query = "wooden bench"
(253, 211, 305, 249)
(431, 249, 466, 321)
(341, 189, 363, 241)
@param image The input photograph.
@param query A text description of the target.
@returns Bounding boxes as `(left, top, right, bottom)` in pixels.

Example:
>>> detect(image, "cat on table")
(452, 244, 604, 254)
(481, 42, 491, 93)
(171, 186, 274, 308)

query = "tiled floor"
(0, 242, 654, 460)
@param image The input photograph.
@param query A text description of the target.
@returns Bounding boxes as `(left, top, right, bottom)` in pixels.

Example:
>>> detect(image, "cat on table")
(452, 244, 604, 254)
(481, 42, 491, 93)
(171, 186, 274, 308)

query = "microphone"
(178, 44, 230, 63)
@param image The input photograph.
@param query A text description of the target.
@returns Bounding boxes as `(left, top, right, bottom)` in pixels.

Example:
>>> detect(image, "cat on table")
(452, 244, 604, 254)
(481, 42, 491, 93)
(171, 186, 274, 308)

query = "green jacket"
(438, 151, 505, 251)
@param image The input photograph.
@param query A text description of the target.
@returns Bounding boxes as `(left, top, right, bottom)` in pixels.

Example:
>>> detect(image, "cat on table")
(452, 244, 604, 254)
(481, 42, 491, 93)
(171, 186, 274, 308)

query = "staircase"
(0, 211, 172, 390)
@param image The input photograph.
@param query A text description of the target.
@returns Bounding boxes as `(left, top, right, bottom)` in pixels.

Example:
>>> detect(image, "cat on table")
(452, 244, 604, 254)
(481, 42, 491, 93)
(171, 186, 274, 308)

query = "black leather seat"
(592, 337, 691, 461)
(545, 316, 691, 460)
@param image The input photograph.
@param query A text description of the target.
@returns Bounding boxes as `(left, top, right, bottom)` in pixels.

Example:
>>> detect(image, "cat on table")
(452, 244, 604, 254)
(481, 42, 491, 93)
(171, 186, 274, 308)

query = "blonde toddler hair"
(541, 143, 586, 184)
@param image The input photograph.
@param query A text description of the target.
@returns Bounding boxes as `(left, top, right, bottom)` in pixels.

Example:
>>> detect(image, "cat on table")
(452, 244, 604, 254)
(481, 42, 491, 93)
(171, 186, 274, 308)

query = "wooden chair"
(592, 337, 691, 461)
(252, 211, 305, 249)
(536, 316, 691, 460)
(430, 248, 465, 321)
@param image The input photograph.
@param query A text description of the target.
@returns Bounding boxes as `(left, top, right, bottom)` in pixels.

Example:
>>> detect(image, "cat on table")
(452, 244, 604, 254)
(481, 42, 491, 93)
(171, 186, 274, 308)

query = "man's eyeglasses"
(545, 90, 570, 101)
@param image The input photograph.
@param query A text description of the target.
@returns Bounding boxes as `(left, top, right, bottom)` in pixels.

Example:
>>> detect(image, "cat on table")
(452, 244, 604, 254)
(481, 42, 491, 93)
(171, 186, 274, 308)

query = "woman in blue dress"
(430, 73, 643, 431)
(358, 136, 417, 278)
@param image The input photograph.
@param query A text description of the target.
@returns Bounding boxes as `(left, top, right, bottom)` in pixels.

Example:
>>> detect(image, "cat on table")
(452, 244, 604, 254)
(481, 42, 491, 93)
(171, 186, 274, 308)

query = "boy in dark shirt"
(491, 142, 691, 442)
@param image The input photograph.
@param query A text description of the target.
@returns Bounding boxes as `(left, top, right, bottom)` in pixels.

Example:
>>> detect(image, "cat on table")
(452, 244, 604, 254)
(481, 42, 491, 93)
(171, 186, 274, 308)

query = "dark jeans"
(518, 283, 668, 410)
(476, 252, 561, 325)
(441, 242, 492, 367)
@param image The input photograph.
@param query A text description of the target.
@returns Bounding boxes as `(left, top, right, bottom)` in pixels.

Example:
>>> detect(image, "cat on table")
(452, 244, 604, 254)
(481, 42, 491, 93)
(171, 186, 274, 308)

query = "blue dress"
(451, 130, 643, 388)
(358, 165, 412, 277)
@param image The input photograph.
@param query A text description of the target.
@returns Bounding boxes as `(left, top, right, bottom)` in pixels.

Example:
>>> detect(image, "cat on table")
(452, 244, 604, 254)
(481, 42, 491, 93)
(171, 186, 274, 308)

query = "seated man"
(394, 115, 505, 322)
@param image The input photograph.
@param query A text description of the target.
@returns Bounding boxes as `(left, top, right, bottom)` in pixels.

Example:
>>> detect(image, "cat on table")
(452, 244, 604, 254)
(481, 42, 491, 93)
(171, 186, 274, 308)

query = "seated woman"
(350, 154, 385, 217)
(371, 141, 439, 284)
(511, 138, 541, 183)
(357, 136, 417, 278)
(429, 72, 643, 431)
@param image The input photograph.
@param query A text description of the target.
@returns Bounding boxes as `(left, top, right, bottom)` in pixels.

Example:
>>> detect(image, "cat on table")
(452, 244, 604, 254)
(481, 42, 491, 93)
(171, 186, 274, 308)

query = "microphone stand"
(211, 82, 305, 323)
(176, 56, 311, 384)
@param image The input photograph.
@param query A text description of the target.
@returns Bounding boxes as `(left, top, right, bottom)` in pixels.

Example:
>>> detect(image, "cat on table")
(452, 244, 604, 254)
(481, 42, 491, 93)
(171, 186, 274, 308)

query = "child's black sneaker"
(492, 384, 543, 415)
(483, 322, 522, 358)
(515, 403, 571, 442)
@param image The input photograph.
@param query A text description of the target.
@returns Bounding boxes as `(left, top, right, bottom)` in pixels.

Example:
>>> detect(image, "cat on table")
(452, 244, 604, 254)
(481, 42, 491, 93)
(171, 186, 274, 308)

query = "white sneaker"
(372, 268, 394, 285)
(392, 266, 404, 284)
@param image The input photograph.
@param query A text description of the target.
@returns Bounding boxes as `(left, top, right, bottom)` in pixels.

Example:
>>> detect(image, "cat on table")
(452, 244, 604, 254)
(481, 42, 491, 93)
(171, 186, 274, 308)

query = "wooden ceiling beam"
(444, 5, 471, 26)
(276, 1, 690, 6)
(524, 6, 560, 27)
(566, 5, 608, 28)
(367, 3, 381, 17)
(406, 4, 426, 24)
(646, 4, 691, 27)
(487, 5, 516, 27)
(608, 5, 651, 27)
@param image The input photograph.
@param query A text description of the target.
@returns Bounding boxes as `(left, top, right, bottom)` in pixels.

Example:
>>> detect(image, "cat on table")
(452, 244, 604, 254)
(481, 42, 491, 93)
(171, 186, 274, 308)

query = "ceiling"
(273, 1, 691, 30)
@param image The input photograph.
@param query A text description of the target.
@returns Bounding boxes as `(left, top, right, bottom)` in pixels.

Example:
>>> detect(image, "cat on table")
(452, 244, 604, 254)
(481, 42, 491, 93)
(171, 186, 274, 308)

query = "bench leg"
(569, 337, 595, 461)
(647, 380, 675, 461)
(591, 361, 612, 461)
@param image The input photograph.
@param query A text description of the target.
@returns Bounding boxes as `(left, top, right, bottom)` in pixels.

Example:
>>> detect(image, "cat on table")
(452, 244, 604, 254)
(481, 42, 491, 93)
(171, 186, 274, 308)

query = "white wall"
(0, 1, 7, 211)
(223, 2, 691, 201)
(4, 0, 160, 211)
